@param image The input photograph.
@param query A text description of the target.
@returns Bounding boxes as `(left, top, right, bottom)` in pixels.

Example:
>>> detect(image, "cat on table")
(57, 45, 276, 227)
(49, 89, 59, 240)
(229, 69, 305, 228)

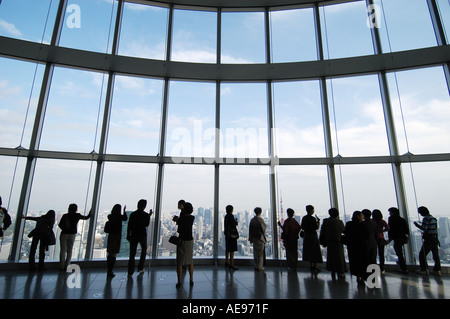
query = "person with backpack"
(58, 203, 92, 271)
(414, 206, 441, 276)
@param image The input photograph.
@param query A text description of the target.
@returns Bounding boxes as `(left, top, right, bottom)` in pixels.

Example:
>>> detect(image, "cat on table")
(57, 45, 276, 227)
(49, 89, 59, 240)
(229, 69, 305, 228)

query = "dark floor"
(0, 264, 448, 300)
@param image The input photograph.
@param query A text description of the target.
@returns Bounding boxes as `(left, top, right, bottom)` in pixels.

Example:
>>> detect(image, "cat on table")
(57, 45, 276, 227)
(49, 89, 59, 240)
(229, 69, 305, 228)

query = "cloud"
(0, 19, 22, 37)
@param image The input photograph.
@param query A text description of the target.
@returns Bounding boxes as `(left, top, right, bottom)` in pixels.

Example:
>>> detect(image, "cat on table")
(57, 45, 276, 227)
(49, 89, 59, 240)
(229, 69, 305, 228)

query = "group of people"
(278, 205, 442, 286)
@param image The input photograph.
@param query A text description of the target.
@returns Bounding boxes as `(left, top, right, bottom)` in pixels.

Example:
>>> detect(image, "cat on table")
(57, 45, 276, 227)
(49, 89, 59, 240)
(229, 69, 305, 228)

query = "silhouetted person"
(414, 206, 441, 276)
(127, 199, 152, 277)
(278, 208, 301, 270)
(345, 211, 369, 286)
(372, 209, 389, 273)
(0, 196, 12, 237)
(224, 205, 239, 270)
(106, 204, 127, 278)
(387, 207, 409, 273)
(176, 202, 195, 288)
(319, 208, 346, 279)
(301, 205, 322, 273)
(249, 207, 266, 272)
(24, 210, 55, 271)
(362, 209, 378, 266)
(58, 204, 92, 271)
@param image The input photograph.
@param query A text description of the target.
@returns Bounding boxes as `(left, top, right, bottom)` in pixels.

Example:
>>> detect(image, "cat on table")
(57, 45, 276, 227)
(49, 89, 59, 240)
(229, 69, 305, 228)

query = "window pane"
(158, 165, 214, 258)
(220, 83, 268, 159)
(93, 162, 157, 260)
(328, 74, 390, 156)
(375, 0, 437, 52)
(106, 75, 163, 156)
(59, 0, 117, 53)
(221, 12, 265, 63)
(270, 8, 317, 62)
(21, 159, 95, 263)
(276, 165, 330, 262)
(172, 9, 217, 63)
(0, 156, 26, 261)
(39, 67, 107, 153)
(272, 80, 325, 157)
(118, 3, 168, 60)
(219, 165, 272, 259)
(320, 1, 374, 59)
(437, 0, 450, 44)
(336, 164, 397, 221)
(166, 81, 216, 158)
(0, 0, 57, 44)
(388, 66, 450, 155)
(0, 57, 44, 148)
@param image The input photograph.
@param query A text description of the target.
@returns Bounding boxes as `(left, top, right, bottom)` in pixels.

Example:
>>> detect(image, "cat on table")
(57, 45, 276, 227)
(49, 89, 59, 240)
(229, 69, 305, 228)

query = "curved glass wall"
(0, 0, 449, 267)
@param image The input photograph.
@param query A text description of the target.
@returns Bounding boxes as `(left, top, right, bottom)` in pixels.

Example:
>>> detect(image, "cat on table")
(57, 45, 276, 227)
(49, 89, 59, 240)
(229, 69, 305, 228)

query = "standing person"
(176, 202, 195, 288)
(319, 208, 346, 279)
(127, 199, 152, 277)
(105, 204, 128, 278)
(249, 207, 267, 272)
(301, 205, 323, 273)
(372, 209, 389, 273)
(58, 204, 92, 271)
(278, 208, 301, 270)
(0, 196, 12, 237)
(362, 209, 378, 267)
(24, 210, 56, 272)
(344, 211, 369, 286)
(414, 206, 441, 276)
(387, 207, 409, 274)
(224, 205, 239, 270)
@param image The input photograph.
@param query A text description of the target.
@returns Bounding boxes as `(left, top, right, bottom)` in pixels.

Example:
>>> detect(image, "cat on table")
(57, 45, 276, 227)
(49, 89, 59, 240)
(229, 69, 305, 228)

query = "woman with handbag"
(175, 202, 195, 288)
(224, 205, 239, 270)
(23, 210, 56, 272)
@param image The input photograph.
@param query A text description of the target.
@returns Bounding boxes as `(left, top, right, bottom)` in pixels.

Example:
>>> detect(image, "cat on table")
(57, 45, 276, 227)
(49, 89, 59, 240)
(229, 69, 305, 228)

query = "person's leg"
(65, 234, 76, 269)
(128, 239, 137, 276)
(138, 237, 147, 271)
(59, 234, 67, 270)
(38, 239, 47, 270)
(29, 237, 39, 271)
(189, 264, 194, 284)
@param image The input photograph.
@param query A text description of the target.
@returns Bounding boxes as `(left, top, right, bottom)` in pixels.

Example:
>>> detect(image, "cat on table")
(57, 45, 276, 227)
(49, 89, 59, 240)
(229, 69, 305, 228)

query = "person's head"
(306, 205, 314, 215)
(184, 202, 193, 214)
(226, 205, 234, 214)
(418, 206, 430, 217)
(178, 199, 185, 210)
(254, 207, 262, 216)
(45, 210, 55, 220)
(352, 211, 363, 222)
(362, 209, 372, 220)
(328, 207, 339, 218)
(111, 204, 122, 216)
(372, 209, 382, 221)
(137, 199, 147, 210)
(68, 203, 78, 214)
(388, 207, 399, 217)
(287, 208, 295, 218)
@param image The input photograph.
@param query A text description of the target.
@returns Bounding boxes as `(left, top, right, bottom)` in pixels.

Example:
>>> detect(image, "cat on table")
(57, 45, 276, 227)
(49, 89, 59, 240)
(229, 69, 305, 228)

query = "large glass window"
(388, 66, 450, 155)
(219, 165, 272, 259)
(221, 11, 265, 63)
(327, 74, 390, 157)
(118, 3, 168, 60)
(269, 7, 317, 63)
(272, 80, 325, 157)
(437, 0, 450, 44)
(375, 0, 437, 52)
(93, 162, 157, 260)
(0, 57, 44, 149)
(165, 81, 216, 159)
(21, 158, 95, 263)
(0, 0, 57, 44)
(320, 1, 374, 59)
(59, 0, 117, 53)
(158, 164, 214, 258)
(171, 9, 217, 63)
(106, 75, 163, 156)
(39, 67, 107, 153)
(220, 83, 268, 160)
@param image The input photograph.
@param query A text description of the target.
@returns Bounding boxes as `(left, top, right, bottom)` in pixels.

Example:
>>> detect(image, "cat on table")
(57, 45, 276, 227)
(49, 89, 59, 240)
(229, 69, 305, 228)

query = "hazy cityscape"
(1, 206, 449, 268)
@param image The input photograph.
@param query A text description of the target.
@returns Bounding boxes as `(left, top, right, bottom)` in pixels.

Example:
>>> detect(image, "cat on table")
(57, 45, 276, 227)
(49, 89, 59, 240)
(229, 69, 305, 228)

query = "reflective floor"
(0, 264, 448, 300)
